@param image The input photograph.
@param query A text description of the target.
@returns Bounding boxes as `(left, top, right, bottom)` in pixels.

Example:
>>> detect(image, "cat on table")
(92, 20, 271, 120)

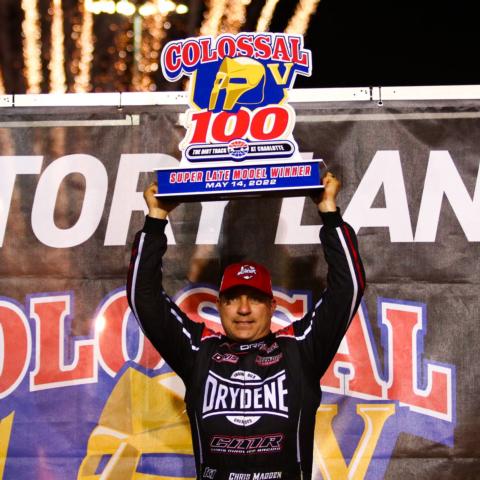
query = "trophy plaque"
(157, 33, 324, 201)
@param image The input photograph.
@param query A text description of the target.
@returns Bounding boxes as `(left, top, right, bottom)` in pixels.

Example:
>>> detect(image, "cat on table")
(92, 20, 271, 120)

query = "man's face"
(217, 286, 276, 342)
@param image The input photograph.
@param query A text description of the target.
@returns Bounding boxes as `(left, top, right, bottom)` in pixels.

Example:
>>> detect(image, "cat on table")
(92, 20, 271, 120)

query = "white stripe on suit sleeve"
(294, 298, 323, 341)
(336, 226, 359, 322)
(130, 232, 145, 322)
(170, 306, 200, 351)
(130, 231, 199, 351)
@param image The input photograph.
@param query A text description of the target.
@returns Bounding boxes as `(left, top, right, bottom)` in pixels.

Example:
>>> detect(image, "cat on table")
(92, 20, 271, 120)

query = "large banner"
(0, 95, 479, 479)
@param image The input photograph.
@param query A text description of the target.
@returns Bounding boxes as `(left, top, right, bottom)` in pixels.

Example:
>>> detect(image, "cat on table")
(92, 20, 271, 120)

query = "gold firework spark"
(222, 0, 251, 33)
(74, 0, 94, 92)
(256, 0, 280, 32)
(49, 0, 67, 92)
(199, 0, 228, 36)
(0, 68, 6, 94)
(285, 0, 321, 34)
(112, 19, 132, 91)
(21, 0, 43, 93)
(134, 12, 166, 91)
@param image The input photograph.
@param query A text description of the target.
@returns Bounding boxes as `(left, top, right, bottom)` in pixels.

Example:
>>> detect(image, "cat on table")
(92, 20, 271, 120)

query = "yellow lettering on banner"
(314, 403, 395, 480)
(0, 412, 15, 479)
(77, 369, 195, 480)
(267, 63, 293, 85)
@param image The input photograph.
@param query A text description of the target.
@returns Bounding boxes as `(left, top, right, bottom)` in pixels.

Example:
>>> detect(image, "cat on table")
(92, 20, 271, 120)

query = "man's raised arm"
(126, 183, 203, 381)
(283, 172, 366, 377)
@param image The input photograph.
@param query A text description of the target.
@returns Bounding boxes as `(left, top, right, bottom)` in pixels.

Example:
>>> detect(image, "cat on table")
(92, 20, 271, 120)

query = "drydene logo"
(202, 370, 289, 426)
(160, 33, 312, 163)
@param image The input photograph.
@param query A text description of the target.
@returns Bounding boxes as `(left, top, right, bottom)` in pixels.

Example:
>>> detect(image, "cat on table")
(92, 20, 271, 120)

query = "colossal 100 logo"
(161, 33, 312, 162)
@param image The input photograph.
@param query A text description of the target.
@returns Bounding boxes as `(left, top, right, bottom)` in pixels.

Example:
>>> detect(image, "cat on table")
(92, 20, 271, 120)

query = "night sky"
(297, 0, 478, 88)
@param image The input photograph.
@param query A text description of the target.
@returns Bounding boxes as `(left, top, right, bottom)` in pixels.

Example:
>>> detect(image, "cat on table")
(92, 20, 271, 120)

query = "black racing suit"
(127, 210, 365, 480)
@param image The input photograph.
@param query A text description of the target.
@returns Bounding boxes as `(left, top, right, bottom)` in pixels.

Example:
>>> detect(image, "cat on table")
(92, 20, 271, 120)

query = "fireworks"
(49, 0, 68, 93)
(0, 69, 5, 95)
(199, 0, 228, 36)
(10, 0, 320, 94)
(74, 1, 94, 93)
(285, 0, 322, 35)
(21, 0, 43, 93)
(222, 0, 251, 34)
(132, 11, 167, 91)
(256, 0, 281, 32)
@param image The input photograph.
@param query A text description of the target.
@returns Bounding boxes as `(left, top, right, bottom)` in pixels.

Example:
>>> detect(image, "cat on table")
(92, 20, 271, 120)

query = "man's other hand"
(144, 182, 179, 220)
(312, 172, 341, 213)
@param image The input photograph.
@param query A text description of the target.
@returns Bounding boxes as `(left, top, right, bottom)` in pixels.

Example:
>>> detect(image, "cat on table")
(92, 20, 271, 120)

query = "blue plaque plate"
(155, 160, 324, 202)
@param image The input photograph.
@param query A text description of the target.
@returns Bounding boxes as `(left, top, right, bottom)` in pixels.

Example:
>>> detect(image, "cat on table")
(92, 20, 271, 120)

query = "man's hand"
(312, 172, 341, 213)
(144, 182, 179, 220)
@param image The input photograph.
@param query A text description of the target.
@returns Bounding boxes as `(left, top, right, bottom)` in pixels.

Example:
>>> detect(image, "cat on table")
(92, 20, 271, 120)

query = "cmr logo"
(160, 33, 311, 161)
(210, 433, 284, 455)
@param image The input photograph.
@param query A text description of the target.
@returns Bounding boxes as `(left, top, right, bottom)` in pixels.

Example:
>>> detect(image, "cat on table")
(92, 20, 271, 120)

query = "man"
(127, 172, 365, 480)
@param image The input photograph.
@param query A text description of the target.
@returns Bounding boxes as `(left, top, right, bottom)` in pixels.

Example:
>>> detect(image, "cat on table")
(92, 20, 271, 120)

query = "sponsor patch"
(260, 342, 279, 354)
(203, 467, 217, 479)
(239, 341, 266, 351)
(255, 353, 283, 366)
(202, 370, 289, 426)
(212, 352, 240, 364)
(210, 433, 284, 455)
